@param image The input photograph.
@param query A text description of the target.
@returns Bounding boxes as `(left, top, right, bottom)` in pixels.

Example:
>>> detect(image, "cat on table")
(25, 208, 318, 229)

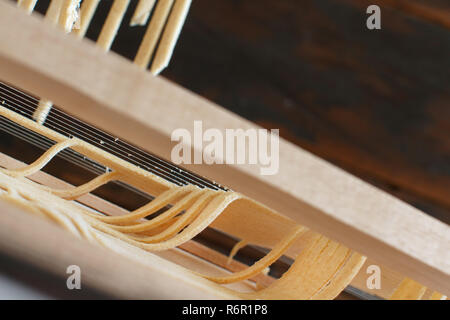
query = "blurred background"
(1, 0, 449, 298)
(160, 0, 450, 224)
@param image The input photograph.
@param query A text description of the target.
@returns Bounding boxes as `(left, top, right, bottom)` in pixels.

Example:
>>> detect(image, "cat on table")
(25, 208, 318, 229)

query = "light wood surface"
(0, 0, 448, 295)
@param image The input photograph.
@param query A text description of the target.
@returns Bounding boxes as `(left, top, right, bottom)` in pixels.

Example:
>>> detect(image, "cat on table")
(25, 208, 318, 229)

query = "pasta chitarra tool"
(0, 0, 448, 299)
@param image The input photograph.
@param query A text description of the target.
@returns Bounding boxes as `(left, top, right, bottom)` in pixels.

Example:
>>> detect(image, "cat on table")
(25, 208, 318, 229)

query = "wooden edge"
(0, 0, 448, 294)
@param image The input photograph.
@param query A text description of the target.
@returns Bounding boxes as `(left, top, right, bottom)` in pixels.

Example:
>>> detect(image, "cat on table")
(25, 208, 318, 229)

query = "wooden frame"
(0, 0, 448, 296)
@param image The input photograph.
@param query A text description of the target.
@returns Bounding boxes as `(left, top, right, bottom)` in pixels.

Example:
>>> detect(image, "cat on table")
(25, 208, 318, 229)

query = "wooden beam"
(0, 0, 448, 294)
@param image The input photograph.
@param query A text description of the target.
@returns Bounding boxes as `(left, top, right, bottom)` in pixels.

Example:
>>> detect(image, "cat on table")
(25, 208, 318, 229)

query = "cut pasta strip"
(17, 0, 38, 14)
(30, 1, 79, 118)
(97, 0, 130, 51)
(200, 226, 305, 284)
(131, 0, 157, 26)
(58, 0, 81, 33)
(40, 171, 120, 200)
(180, 241, 275, 288)
(311, 252, 366, 299)
(16, 0, 191, 75)
(74, 0, 101, 38)
(134, 0, 174, 69)
(129, 191, 216, 243)
(390, 278, 427, 300)
(0, 139, 76, 178)
(150, 0, 192, 75)
(93, 185, 193, 223)
(237, 236, 358, 299)
(90, 192, 240, 251)
(111, 188, 205, 232)
(430, 292, 447, 300)
(227, 239, 249, 265)
(45, 0, 64, 24)
(136, 215, 183, 236)
(32, 98, 53, 124)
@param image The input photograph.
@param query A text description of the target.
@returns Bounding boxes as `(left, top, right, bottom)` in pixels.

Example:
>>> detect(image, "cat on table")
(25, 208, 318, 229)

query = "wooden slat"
(0, 0, 448, 295)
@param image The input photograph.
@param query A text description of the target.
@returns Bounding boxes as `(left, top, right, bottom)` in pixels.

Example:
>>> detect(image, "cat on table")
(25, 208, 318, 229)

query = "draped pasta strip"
(74, 0, 101, 38)
(390, 278, 427, 300)
(58, 0, 81, 33)
(128, 191, 217, 243)
(17, 0, 38, 14)
(32, 98, 53, 124)
(16, 0, 190, 75)
(110, 189, 205, 232)
(97, 0, 130, 51)
(42, 171, 121, 200)
(227, 239, 249, 265)
(45, 0, 64, 24)
(0, 138, 76, 178)
(134, 0, 174, 69)
(200, 226, 305, 284)
(95, 186, 193, 223)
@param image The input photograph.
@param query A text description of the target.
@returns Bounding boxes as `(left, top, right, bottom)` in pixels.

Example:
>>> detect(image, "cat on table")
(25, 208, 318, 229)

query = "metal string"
(0, 81, 227, 191)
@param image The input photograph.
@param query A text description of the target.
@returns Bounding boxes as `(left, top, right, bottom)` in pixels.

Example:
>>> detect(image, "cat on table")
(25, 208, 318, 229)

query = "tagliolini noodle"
(130, 0, 157, 26)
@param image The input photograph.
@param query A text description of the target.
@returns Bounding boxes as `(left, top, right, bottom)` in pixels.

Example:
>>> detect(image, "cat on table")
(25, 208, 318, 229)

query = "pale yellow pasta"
(131, 0, 157, 26)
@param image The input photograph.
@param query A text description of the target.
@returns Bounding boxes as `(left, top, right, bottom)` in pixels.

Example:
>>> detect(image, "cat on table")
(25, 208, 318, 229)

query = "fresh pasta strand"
(58, 0, 82, 33)
(97, 0, 130, 51)
(390, 278, 427, 300)
(199, 226, 305, 284)
(131, 0, 157, 26)
(0, 138, 76, 178)
(134, 0, 174, 69)
(17, 0, 38, 14)
(74, 0, 101, 38)
(45, 0, 64, 24)
(150, 0, 192, 75)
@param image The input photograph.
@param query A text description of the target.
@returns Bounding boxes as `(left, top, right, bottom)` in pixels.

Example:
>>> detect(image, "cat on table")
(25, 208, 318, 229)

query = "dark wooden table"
(29, 0, 450, 222)
(159, 0, 450, 224)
